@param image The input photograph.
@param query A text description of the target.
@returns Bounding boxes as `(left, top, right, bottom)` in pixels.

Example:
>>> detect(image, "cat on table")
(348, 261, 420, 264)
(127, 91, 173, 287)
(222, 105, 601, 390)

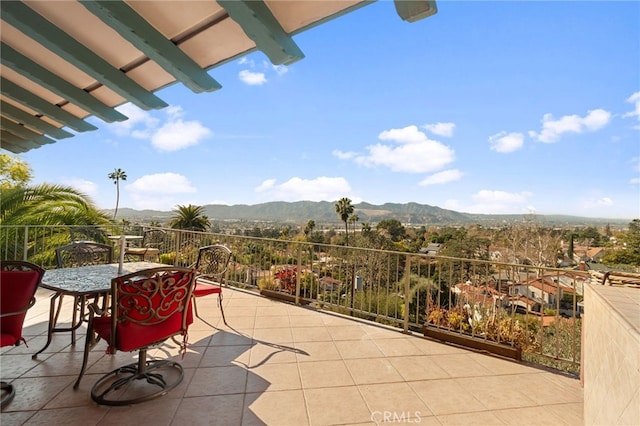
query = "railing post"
(403, 255, 411, 334)
(295, 243, 301, 305)
(23, 225, 29, 261)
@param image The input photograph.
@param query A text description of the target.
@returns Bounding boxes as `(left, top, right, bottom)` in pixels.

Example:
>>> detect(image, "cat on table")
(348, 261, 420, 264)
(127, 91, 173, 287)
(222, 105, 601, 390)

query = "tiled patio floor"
(1, 286, 583, 425)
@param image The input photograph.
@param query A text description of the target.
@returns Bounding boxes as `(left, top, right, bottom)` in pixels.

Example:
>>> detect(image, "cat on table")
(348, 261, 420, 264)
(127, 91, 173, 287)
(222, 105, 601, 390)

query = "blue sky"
(22, 1, 640, 220)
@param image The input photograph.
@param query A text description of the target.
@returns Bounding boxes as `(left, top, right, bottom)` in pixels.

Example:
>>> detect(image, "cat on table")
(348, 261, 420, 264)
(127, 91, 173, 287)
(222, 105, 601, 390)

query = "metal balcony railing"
(0, 224, 587, 375)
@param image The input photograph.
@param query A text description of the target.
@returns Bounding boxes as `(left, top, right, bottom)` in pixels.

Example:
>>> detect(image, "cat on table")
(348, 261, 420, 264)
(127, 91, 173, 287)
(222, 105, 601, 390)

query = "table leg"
(32, 293, 60, 358)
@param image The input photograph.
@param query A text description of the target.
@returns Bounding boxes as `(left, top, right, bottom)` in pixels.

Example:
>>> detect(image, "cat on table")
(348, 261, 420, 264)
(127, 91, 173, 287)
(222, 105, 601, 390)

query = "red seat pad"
(0, 270, 40, 347)
(94, 304, 193, 352)
(193, 282, 221, 297)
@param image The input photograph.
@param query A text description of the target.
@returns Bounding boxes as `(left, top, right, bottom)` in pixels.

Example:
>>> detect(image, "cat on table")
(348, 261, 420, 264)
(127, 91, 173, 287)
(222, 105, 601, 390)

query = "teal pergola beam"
(1, 130, 33, 153)
(0, 116, 56, 147)
(1, 43, 128, 123)
(218, 0, 305, 66)
(0, 1, 167, 111)
(0, 101, 74, 140)
(0, 78, 97, 133)
(81, 1, 222, 94)
(393, 0, 438, 23)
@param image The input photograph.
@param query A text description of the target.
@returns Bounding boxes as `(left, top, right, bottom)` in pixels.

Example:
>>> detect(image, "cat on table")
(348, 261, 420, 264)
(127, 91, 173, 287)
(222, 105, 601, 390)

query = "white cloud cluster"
(61, 178, 98, 198)
(467, 190, 533, 214)
(422, 122, 455, 137)
(126, 172, 196, 210)
(239, 70, 267, 85)
(419, 169, 463, 186)
(623, 91, 640, 126)
(254, 176, 354, 202)
(353, 125, 455, 173)
(109, 104, 211, 152)
(488, 131, 524, 153)
(529, 108, 611, 143)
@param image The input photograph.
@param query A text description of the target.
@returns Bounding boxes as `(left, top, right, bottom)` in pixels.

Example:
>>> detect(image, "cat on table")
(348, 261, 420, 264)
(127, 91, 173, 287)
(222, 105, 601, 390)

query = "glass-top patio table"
(32, 261, 164, 359)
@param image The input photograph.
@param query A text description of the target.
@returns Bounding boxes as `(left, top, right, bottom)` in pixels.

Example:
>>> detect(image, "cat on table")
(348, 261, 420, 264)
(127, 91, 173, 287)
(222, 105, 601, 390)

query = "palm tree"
(349, 213, 359, 243)
(0, 183, 113, 264)
(107, 168, 127, 219)
(168, 204, 210, 231)
(335, 197, 354, 246)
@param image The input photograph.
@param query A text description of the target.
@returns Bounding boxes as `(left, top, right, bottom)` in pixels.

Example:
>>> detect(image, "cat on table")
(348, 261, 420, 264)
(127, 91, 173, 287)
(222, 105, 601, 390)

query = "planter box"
(259, 289, 312, 305)
(423, 324, 522, 361)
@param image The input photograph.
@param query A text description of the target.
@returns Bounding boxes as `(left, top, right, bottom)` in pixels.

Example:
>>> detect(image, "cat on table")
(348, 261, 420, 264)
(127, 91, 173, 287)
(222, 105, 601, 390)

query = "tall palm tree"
(107, 168, 127, 219)
(349, 213, 359, 243)
(335, 197, 354, 246)
(168, 204, 210, 231)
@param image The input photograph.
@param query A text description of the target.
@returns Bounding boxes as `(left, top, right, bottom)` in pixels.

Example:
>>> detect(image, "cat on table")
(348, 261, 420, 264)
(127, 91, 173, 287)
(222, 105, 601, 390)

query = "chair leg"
(1, 381, 16, 409)
(218, 293, 227, 325)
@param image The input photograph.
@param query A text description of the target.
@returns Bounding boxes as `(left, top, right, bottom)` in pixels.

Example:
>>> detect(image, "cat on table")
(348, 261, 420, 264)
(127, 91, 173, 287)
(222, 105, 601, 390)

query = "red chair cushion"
(193, 281, 222, 297)
(94, 272, 194, 352)
(0, 270, 40, 347)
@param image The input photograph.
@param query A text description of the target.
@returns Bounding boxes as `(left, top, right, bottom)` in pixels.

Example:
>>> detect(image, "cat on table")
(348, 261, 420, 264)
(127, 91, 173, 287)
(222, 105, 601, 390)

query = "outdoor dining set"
(0, 234, 232, 408)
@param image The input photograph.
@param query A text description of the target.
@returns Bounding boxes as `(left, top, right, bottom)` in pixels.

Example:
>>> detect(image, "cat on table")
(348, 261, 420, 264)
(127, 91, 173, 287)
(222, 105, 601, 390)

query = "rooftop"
(1, 285, 583, 425)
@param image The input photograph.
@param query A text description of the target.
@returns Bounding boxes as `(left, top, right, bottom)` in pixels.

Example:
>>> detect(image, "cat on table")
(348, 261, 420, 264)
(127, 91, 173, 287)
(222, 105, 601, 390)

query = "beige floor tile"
(298, 360, 354, 389)
(172, 394, 245, 426)
(411, 338, 470, 356)
(344, 357, 404, 385)
(246, 362, 301, 392)
(431, 353, 495, 378)
(98, 398, 180, 425)
(254, 315, 291, 329)
(184, 365, 248, 397)
(334, 339, 384, 359)
(0, 410, 37, 425)
(373, 337, 424, 357)
(209, 330, 253, 347)
(295, 341, 342, 363)
(288, 315, 326, 327)
(387, 355, 450, 381)
(305, 386, 372, 425)
(244, 389, 309, 426)
(24, 405, 107, 426)
(492, 405, 578, 425)
(291, 326, 333, 343)
(253, 327, 294, 344)
(198, 344, 252, 368)
(0, 375, 74, 412)
(249, 342, 300, 366)
(326, 325, 370, 341)
(437, 410, 506, 425)
(545, 402, 584, 425)
(409, 379, 486, 416)
(454, 375, 538, 410)
(360, 382, 433, 417)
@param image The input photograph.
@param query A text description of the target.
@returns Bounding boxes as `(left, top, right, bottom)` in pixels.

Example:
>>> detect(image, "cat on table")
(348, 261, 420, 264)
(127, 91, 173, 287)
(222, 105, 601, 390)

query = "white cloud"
(107, 104, 211, 151)
(419, 169, 463, 186)
(110, 104, 159, 137)
(62, 178, 98, 197)
(529, 109, 612, 143)
(583, 197, 614, 209)
(332, 150, 357, 160)
(254, 176, 353, 202)
(623, 91, 640, 121)
(467, 190, 533, 214)
(489, 131, 524, 153)
(422, 122, 455, 137)
(630, 177, 640, 185)
(126, 173, 197, 210)
(151, 119, 211, 151)
(239, 70, 267, 85)
(273, 65, 289, 76)
(354, 125, 455, 173)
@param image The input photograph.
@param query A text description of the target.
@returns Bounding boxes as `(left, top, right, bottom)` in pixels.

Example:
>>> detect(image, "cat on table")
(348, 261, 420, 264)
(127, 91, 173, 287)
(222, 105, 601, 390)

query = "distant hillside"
(113, 201, 631, 227)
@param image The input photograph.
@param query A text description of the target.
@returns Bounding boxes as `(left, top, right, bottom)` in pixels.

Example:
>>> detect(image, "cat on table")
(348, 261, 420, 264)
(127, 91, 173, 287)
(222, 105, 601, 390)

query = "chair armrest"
(0, 297, 36, 317)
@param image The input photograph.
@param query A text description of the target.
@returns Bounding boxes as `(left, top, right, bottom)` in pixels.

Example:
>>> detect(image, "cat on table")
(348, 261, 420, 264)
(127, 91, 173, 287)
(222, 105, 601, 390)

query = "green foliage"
(0, 154, 32, 189)
(376, 219, 406, 242)
(601, 219, 640, 266)
(335, 197, 354, 245)
(169, 204, 210, 231)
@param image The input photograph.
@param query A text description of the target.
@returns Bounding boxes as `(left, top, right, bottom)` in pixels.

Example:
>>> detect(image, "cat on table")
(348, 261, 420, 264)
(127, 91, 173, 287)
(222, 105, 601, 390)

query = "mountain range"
(113, 201, 630, 227)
